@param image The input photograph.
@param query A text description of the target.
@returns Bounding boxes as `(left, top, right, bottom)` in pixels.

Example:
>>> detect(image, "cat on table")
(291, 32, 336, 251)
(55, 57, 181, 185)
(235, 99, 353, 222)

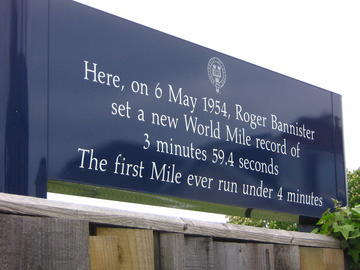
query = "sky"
(49, 0, 360, 222)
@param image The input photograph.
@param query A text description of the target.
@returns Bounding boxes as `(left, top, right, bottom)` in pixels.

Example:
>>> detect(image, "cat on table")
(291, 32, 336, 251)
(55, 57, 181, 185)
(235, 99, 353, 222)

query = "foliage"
(348, 168, 360, 208)
(228, 216, 298, 231)
(313, 169, 360, 269)
(313, 201, 360, 269)
(228, 169, 360, 233)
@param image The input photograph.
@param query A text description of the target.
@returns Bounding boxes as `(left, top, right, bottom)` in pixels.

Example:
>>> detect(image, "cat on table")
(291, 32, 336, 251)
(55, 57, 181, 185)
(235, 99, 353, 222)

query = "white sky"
(51, 0, 360, 222)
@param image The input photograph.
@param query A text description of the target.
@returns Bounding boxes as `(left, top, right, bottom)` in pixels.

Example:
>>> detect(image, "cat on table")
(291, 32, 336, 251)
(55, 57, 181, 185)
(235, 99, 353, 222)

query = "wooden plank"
(185, 236, 214, 269)
(322, 248, 345, 270)
(0, 213, 89, 270)
(0, 192, 340, 248)
(158, 233, 185, 270)
(95, 227, 154, 270)
(300, 247, 325, 270)
(89, 236, 124, 270)
(154, 232, 161, 270)
(300, 247, 344, 270)
(214, 242, 244, 270)
(274, 245, 300, 270)
(214, 242, 274, 270)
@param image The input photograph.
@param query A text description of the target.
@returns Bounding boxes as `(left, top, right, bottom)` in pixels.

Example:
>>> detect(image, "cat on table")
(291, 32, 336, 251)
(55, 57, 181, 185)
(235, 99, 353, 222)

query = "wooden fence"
(0, 193, 344, 269)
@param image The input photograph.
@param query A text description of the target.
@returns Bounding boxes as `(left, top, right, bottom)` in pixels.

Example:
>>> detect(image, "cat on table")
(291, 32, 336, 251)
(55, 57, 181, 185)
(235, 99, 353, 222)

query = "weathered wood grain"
(154, 232, 161, 270)
(158, 233, 185, 270)
(0, 192, 340, 248)
(300, 247, 345, 270)
(89, 236, 123, 270)
(95, 228, 155, 270)
(214, 242, 274, 270)
(321, 248, 345, 270)
(0, 213, 89, 270)
(185, 236, 214, 270)
(274, 244, 300, 270)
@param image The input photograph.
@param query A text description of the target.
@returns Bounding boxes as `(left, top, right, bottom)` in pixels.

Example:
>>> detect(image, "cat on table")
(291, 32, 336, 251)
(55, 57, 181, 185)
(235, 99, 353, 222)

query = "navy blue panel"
(1, 0, 346, 218)
(0, 0, 12, 192)
(45, 0, 346, 217)
(332, 94, 347, 205)
(0, 0, 48, 197)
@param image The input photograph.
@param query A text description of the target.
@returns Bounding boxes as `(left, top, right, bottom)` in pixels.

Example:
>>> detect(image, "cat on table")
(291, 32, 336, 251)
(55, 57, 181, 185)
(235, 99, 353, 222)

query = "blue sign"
(1, 0, 346, 218)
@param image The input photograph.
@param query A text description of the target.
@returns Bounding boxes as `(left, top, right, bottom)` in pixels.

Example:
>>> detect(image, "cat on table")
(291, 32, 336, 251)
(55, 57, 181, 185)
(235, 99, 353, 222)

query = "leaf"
(351, 239, 360, 250)
(348, 230, 360, 239)
(302, 170, 360, 267)
(348, 248, 360, 264)
(318, 223, 331, 235)
(312, 228, 319, 234)
(316, 210, 334, 225)
(351, 207, 360, 217)
(333, 224, 354, 240)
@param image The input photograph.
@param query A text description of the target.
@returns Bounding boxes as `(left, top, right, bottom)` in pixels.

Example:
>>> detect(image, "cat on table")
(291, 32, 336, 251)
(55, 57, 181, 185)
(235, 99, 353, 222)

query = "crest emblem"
(207, 57, 226, 93)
